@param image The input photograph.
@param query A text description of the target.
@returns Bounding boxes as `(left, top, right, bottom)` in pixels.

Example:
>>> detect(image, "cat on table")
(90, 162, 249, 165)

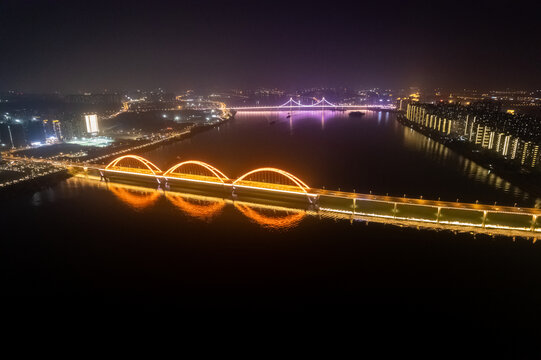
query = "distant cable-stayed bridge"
(230, 97, 396, 111)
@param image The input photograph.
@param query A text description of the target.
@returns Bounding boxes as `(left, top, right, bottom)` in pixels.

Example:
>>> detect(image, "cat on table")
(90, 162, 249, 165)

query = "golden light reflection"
(108, 184, 161, 210)
(166, 193, 225, 221)
(400, 126, 530, 200)
(234, 203, 305, 230)
(76, 173, 538, 238)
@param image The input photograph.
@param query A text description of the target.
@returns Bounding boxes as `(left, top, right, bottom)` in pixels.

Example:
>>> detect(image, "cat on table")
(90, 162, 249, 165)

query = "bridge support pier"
(156, 177, 163, 191)
(482, 211, 488, 228)
(99, 170, 107, 182)
(531, 215, 537, 232)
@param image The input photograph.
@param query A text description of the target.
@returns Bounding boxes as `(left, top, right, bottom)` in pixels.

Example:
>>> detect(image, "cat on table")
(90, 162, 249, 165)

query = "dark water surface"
(147, 111, 538, 206)
(3, 111, 541, 341)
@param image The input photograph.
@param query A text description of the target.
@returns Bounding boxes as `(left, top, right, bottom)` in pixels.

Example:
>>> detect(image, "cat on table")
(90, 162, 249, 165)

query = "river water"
(145, 110, 537, 206)
(3, 110, 541, 328)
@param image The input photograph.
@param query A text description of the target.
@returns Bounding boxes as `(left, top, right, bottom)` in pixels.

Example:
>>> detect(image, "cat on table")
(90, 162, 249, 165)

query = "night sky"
(0, 0, 539, 92)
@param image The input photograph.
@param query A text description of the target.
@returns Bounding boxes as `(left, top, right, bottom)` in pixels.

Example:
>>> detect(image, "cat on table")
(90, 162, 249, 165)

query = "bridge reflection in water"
(233, 203, 305, 230)
(108, 184, 161, 211)
(166, 193, 225, 222)
(100, 179, 307, 231)
(73, 154, 541, 238)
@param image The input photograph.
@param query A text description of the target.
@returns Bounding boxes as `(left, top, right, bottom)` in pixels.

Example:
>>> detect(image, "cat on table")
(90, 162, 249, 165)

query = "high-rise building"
(404, 103, 541, 169)
(52, 120, 62, 140)
(84, 114, 99, 134)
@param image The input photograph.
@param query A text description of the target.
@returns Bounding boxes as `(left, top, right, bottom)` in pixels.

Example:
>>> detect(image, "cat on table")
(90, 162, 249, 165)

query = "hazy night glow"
(1, 0, 541, 351)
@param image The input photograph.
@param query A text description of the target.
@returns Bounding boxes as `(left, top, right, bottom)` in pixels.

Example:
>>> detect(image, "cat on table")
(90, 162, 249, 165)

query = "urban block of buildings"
(404, 102, 541, 169)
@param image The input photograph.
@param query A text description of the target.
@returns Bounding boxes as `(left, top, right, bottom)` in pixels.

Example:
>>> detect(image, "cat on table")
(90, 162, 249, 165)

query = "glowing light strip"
(105, 163, 313, 196)
(484, 224, 532, 231)
(103, 169, 162, 179)
(105, 155, 162, 175)
(276, 97, 338, 108)
(105, 171, 310, 194)
(163, 160, 229, 183)
(234, 167, 310, 192)
(106, 170, 227, 186)
(165, 176, 231, 186)
(320, 207, 539, 232)
(233, 104, 396, 110)
(349, 197, 541, 216)
(233, 183, 317, 197)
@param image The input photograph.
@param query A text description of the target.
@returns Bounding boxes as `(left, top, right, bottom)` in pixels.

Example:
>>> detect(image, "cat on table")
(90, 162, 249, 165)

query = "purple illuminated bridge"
(230, 98, 396, 111)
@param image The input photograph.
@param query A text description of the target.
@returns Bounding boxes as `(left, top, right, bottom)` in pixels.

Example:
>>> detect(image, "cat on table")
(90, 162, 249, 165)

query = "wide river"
(4, 111, 541, 322)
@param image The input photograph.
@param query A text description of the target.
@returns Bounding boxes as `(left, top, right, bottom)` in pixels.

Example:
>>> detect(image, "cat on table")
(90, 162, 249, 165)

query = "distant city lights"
(67, 136, 113, 147)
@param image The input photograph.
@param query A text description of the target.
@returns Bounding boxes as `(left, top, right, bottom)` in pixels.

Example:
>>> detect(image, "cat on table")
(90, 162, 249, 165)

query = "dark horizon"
(0, 0, 540, 93)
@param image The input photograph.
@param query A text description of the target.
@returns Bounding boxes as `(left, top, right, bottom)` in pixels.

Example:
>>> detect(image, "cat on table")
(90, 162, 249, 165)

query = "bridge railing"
(94, 155, 540, 234)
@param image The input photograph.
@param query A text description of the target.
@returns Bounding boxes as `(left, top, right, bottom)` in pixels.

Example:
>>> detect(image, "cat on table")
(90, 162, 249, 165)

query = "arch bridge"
(90, 154, 541, 236)
(101, 155, 314, 196)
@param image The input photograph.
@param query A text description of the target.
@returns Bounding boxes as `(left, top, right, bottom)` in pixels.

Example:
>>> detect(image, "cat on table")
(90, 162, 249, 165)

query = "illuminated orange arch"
(105, 155, 162, 175)
(233, 167, 310, 193)
(163, 160, 229, 183)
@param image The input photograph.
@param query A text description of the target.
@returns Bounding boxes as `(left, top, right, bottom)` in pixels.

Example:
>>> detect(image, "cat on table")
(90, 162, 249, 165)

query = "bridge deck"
(95, 166, 540, 217)
(75, 166, 541, 234)
(314, 189, 541, 216)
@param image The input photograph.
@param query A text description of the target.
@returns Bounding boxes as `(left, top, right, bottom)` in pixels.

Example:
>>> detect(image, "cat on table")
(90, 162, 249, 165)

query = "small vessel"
(348, 111, 365, 117)
(269, 120, 276, 125)
(286, 114, 291, 118)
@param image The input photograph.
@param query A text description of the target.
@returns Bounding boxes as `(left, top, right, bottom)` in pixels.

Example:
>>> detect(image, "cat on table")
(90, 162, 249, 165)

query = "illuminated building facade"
(52, 120, 62, 140)
(84, 114, 99, 134)
(405, 103, 541, 169)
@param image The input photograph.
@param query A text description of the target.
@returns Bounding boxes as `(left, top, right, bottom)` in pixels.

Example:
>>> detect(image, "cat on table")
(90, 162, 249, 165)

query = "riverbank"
(89, 116, 232, 165)
(397, 114, 541, 204)
(0, 169, 71, 199)
(0, 115, 233, 198)
(108, 116, 231, 162)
